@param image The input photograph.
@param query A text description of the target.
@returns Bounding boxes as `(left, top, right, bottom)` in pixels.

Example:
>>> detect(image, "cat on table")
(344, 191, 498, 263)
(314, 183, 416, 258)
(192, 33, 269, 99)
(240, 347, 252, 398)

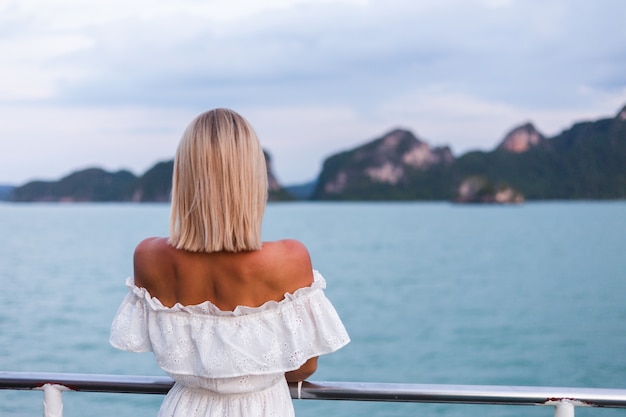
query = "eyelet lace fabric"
(110, 270, 350, 417)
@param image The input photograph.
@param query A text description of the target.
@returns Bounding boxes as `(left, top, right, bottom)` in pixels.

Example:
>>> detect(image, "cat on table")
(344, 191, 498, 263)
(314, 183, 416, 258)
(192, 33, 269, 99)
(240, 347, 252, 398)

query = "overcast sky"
(1, 0, 625, 186)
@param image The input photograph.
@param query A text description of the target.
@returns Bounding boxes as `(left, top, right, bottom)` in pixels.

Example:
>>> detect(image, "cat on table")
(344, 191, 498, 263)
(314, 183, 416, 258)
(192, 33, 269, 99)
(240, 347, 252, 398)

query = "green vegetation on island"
(312, 104, 626, 201)
(6, 104, 626, 202)
(9, 151, 292, 203)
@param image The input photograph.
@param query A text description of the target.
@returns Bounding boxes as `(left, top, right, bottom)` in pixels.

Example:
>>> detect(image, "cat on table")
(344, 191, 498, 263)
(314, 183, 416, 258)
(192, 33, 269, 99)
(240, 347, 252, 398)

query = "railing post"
(554, 401, 575, 417)
(42, 383, 67, 417)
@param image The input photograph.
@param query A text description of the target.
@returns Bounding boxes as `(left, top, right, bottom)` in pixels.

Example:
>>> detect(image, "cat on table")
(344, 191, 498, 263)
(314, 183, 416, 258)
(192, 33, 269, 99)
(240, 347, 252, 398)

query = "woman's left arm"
(285, 357, 318, 382)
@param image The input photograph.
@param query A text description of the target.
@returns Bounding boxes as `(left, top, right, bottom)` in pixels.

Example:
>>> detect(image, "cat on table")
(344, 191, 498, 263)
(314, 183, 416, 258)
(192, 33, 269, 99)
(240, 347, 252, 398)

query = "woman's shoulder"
(136, 236, 171, 249)
(260, 239, 311, 268)
(135, 237, 172, 255)
(134, 237, 174, 260)
(259, 239, 314, 292)
(264, 238, 308, 255)
(133, 237, 176, 289)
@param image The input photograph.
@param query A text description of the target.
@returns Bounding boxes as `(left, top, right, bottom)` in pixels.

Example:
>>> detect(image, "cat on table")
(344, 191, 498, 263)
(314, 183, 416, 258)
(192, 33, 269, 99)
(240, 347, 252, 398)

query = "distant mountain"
(455, 175, 524, 204)
(312, 104, 626, 201)
(496, 123, 546, 153)
(129, 160, 172, 202)
(9, 150, 293, 202)
(8, 105, 626, 202)
(265, 151, 295, 201)
(10, 168, 136, 202)
(284, 180, 317, 200)
(125, 151, 291, 202)
(0, 185, 15, 201)
(450, 105, 626, 200)
(312, 129, 454, 200)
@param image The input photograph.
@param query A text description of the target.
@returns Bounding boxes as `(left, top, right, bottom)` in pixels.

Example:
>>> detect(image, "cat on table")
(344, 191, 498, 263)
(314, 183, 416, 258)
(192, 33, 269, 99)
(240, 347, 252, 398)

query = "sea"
(0, 201, 625, 417)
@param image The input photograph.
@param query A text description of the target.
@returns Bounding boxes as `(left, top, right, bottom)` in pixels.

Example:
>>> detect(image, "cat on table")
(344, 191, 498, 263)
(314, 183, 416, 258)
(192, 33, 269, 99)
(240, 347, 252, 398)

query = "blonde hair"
(169, 108, 268, 252)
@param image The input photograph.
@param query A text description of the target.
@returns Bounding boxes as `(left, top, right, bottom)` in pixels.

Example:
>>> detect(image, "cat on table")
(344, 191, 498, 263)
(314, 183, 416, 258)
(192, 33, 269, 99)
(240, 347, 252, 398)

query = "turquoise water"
(0, 202, 625, 417)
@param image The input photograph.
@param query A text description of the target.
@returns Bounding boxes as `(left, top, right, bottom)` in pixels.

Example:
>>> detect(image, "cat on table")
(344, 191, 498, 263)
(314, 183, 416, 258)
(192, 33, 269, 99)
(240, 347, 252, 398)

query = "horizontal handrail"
(0, 371, 173, 394)
(2, 371, 626, 409)
(292, 381, 626, 408)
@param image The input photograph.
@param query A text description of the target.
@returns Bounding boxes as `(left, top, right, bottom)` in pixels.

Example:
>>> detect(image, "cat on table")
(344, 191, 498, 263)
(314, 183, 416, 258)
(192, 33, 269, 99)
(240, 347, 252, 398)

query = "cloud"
(4, 0, 625, 110)
(0, 104, 191, 182)
(377, 85, 626, 154)
(0, 0, 625, 185)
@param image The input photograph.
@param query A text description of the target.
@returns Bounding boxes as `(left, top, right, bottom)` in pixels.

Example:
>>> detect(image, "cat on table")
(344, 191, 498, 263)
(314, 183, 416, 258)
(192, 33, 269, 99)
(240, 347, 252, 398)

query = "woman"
(110, 108, 350, 417)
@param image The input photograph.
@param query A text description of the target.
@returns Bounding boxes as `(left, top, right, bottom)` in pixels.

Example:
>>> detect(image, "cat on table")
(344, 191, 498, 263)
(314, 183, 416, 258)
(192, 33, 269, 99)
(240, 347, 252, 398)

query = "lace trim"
(127, 270, 327, 317)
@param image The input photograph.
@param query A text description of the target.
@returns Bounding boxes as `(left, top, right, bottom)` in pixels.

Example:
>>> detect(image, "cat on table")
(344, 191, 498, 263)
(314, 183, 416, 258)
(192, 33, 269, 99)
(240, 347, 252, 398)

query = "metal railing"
(2, 371, 626, 417)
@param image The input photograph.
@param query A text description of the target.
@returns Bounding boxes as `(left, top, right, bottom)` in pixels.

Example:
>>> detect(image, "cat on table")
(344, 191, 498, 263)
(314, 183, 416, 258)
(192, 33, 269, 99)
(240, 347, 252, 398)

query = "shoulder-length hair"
(169, 108, 268, 252)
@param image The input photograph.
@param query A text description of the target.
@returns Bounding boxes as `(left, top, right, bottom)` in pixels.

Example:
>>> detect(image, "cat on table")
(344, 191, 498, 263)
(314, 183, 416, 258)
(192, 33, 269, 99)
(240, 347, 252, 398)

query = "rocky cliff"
(312, 129, 454, 200)
(496, 123, 546, 153)
(455, 176, 524, 204)
(311, 103, 626, 201)
(264, 151, 294, 200)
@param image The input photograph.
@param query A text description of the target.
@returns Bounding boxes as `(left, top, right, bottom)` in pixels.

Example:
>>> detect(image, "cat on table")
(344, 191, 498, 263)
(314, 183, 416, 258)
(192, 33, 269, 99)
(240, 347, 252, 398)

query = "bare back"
(132, 237, 314, 311)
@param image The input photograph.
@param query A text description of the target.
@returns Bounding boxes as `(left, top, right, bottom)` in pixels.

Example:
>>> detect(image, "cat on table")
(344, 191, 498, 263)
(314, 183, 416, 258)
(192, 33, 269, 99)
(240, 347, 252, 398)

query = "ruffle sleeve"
(110, 270, 349, 378)
(110, 286, 153, 352)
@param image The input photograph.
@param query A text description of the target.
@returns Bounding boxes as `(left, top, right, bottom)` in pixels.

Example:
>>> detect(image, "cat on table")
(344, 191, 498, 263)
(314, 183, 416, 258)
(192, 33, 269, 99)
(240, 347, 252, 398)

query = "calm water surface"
(0, 202, 625, 417)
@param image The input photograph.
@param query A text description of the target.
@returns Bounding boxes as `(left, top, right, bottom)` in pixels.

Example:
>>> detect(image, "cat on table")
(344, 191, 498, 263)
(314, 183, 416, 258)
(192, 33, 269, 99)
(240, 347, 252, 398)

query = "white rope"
(297, 381, 303, 400)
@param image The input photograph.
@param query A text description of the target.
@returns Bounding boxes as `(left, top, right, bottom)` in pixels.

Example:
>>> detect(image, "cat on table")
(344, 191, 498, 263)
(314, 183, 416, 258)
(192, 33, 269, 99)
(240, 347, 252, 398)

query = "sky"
(1, 0, 625, 186)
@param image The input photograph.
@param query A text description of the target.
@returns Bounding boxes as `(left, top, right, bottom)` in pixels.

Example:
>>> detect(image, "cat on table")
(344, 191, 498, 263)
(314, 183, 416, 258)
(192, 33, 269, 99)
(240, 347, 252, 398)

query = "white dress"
(110, 270, 350, 417)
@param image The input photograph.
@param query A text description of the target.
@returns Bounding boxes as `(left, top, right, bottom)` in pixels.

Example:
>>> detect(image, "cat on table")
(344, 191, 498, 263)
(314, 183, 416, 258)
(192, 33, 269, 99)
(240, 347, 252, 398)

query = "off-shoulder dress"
(110, 270, 350, 417)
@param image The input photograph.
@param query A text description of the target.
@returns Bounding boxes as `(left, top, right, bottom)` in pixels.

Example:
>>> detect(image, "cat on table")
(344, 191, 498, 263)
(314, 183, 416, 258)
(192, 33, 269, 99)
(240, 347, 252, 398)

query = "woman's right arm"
(274, 240, 318, 382)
